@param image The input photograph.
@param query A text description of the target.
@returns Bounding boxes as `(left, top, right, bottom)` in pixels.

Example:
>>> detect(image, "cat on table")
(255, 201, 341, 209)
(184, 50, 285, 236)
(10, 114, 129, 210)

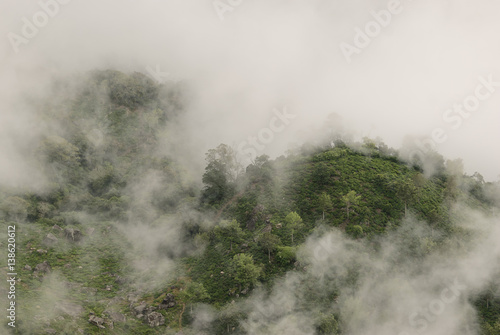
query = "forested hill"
(1, 70, 499, 334)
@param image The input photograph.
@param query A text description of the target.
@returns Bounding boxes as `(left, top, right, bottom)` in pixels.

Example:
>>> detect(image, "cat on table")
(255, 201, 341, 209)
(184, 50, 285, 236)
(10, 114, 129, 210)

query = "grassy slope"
(0, 70, 498, 334)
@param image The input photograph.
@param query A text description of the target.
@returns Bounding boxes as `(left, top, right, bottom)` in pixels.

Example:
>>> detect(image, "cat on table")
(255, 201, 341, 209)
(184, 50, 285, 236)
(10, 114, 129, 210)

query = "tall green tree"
(389, 178, 417, 217)
(201, 144, 242, 206)
(342, 190, 361, 221)
(285, 211, 304, 244)
(318, 192, 332, 220)
(230, 253, 261, 291)
(258, 232, 281, 262)
(246, 154, 273, 183)
(214, 219, 244, 251)
(178, 282, 210, 313)
(482, 320, 500, 335)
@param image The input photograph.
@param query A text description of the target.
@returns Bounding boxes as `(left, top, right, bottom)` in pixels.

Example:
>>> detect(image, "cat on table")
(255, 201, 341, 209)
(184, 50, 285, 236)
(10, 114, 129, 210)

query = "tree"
(39, 135, 81, 167)
(95, 70, 158, 107)
(482, 320, 500, 335)
(0, 196, 29, 221)
(446, 158, 464, 176)
(230, 253, 261, 291)
(391, 178, 417, 217)
(246, 155, 272, 183)
(201, 144, 242, 206)
(472, 172, 485, 184)
(346, 225, 363, 239)
(341, 190, 361, 221)
(258, 232, 281, 262)
(484, 281, 500, 309)
(214, 219, 244, 251)
(362, 137, 377, 151)
(178, 282, 210, 313)
(380, 175, 418, 218)
(38, 135, 82, 183)
(316, 313, 340, 334)
(285, 211, 304, 244)
(318, 192, 332, 220)
(276, 246, 297, 266)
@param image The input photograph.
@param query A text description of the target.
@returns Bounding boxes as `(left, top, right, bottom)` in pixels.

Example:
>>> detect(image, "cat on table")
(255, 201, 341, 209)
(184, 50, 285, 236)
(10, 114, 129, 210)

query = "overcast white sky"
(1, 0, 499, 183)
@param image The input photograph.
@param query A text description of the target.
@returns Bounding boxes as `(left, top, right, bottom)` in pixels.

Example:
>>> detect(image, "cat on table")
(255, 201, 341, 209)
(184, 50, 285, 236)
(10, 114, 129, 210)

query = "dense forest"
(1, 71, 499, 334)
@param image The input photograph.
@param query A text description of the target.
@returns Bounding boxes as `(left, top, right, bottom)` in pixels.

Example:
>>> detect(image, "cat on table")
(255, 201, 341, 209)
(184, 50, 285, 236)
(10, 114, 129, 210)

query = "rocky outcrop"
(131, 302, 157, 320)
(106, 311, 126, 323)
(130, 301, 167, 327)
(42, 233, 58, 246)
(34, 261, 51, 274)
(146, 312, 165, 327)
(55, 302, 84, 317)
(88, 313, 105, 329)
(64, 228, 82, 242)
(52, 224, 63, 232)
(159, 293, 176, 310)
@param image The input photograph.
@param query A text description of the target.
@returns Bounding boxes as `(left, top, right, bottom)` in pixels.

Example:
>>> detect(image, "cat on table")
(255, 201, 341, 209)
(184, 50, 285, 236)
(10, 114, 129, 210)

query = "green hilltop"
(1, 70, 499, 334)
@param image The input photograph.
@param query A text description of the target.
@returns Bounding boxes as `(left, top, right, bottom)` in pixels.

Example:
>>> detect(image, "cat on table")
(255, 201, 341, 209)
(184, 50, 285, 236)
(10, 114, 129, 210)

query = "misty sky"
(1, 0, 499, 185)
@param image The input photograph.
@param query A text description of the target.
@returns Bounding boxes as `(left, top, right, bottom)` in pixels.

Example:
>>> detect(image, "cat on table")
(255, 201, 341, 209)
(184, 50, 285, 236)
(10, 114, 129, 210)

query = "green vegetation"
(1, 70, 499, 334)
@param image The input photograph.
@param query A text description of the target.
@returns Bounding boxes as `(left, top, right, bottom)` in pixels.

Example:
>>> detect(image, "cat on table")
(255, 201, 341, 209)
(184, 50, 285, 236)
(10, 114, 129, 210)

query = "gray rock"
(146, 312, 165, 327)
(132, 302, 147, 317)
(64, 228, 82, 242)
(42, 233, 58, 246)
(127, 294, 139, 303)
(24, 265, 32, 271)
(52, 224, 63, 231)
(115, 275, 126, 285)
(159, 293, 176, 310)
(55, 302, 84, 317)
(107, 311, 126, 323)
(34, 261, 51, 273)
(89, 313, 106, 329)
(131, 301, 158, 320)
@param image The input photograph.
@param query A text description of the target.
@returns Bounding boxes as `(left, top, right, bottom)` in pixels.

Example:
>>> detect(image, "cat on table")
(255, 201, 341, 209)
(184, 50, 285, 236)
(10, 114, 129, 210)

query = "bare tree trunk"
(179, 303, 186, 330)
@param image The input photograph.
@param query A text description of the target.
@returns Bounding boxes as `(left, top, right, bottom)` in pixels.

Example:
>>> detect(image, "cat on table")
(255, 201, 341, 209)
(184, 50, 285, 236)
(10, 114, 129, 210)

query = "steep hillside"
(1, 71, 499, 335)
